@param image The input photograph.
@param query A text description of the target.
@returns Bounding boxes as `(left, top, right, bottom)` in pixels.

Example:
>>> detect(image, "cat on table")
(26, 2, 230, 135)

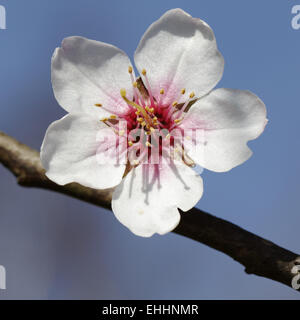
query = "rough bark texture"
(0, 130, 299, 292)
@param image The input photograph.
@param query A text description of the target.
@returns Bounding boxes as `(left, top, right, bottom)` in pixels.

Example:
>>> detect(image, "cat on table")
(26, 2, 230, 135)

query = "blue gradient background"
(0, 0, 299, 299)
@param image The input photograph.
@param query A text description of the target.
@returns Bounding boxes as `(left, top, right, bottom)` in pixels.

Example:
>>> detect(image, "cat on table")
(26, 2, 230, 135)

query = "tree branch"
(0, 130, 299, 292)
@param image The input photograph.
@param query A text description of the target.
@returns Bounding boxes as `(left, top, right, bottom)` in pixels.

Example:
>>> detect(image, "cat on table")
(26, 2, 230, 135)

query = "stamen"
(120, 89, 154, 127)
(141, 68, 155, 106)
(94, 103, 102, 107)
(174, 119, 182, 124)
(128, 140, 133, 147)
(160, 89, 165, 95)
(128, 66, 133, 74)
(172, 101, 178, 107)
(181, 89, 186, 95)
(145, 141, 152, 147)
(172, 91, 197, 121)
(110, 115, 117, 119)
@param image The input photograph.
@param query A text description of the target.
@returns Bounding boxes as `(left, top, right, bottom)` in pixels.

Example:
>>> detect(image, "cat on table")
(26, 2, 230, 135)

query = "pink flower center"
(96, 67, 197, 166)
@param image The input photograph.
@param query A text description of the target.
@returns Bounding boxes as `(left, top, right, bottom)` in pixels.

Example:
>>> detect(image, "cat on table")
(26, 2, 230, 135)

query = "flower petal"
(52, 36, 134, 118)
(112, 162, 203, 237)
(134, 8, 224, 105)
(181, 88, 267, 172)
(41, 113, 126, 189)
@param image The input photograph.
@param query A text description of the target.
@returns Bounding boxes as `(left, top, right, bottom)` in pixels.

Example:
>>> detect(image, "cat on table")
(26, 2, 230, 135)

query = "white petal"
(41, 113, 126, 189)
(134, 8, 224, 105)
(112, 162, 203, 237)
(52, 36, 134, 119)
(181, 88, 267, 172)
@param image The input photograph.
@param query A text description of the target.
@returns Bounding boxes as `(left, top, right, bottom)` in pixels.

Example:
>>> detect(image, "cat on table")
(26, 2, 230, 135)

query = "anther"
(174, 119, 182, 124)
(110, 115, 117, 119)
(137, 117, 143, 123)
(149, 107, 154, 113)
(94, 103, 102, 107)
(128, 66, 133, 74)
(142, 69, 147, 76)
(128, 141, 133, 147)
(189, 92, 195, 99)
(181, 89, 186, 95)
(119, 130, 125, 136)
(145, 141, 152, 147)
(133, 81, 137, 88)
(160, 89, 165, 95)
(120, 88, 127, 97)
(172, 101, 178, 107)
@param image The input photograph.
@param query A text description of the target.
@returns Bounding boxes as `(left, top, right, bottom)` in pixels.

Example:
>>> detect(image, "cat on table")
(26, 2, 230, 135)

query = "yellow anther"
(189, 92, 195, 98)
(145, 106, 150, 112)
(149, 107, 154, 113)
(142, 69, 147, 76)
(133, 81, 137, 88)
(101, 118, 108, 122)
(141, 121, 146, 127)
(128, 66, 133, 74)
(181, 89, 186, 95)
(135, 110, 140, 115)
(110, 115, 117, 119)
(146, 131, 151, 135)
(153, 116, 157, 121)
(120, 88, 127, 97)
(128, 141, 133, 147)
(172, 101, 178, 107)
(94, 103, 102, 107)
(150, 127, 155, 133)
(137, 117, 143, 123)
(165, 133, 170, 139)
(145, 141, 152, 147)
(133, 160, 139, 166)
(119, 130, 125, 136)
(174, 119, 182, 124)
(160, 89, 165, 94)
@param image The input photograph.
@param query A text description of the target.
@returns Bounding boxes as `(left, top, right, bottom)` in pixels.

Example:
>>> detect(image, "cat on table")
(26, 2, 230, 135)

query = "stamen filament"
(120, 89, 153, 127)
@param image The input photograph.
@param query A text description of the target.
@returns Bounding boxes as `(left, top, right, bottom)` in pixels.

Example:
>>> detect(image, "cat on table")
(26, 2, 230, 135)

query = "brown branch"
(0, 130, 299, 292)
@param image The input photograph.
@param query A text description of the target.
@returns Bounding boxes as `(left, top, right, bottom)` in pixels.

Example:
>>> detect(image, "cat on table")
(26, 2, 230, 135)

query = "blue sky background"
(0, 0, 299, 299)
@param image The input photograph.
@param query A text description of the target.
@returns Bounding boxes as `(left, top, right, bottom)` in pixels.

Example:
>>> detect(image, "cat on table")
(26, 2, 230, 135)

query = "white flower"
(41, 9, 267, 237)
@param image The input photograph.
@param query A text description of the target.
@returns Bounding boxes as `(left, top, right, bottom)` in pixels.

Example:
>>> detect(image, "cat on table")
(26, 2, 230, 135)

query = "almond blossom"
(41, 9, 267, 237)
